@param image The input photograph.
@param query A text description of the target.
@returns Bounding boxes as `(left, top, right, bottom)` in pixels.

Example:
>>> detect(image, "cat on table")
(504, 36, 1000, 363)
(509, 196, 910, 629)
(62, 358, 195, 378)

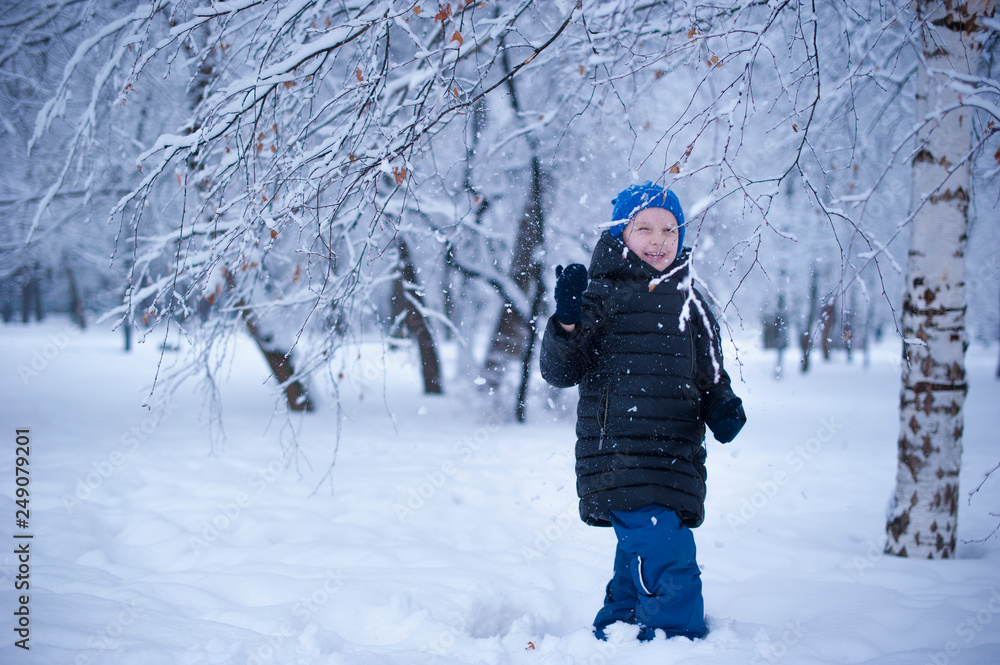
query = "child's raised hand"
(554, 263, 588, 326)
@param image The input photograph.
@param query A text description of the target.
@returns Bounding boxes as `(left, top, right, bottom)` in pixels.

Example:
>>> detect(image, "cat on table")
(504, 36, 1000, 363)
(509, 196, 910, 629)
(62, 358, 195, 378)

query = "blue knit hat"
(609, 181, 685, 253)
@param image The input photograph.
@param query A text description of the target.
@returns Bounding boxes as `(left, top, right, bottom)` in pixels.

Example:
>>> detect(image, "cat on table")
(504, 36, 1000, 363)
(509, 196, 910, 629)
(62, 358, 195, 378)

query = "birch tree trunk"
(885, 0, 996, 559)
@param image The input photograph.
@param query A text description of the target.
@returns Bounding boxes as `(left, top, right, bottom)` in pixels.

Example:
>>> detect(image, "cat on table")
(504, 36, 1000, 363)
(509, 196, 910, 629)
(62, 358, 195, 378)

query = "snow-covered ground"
(2, 318, 999, 664)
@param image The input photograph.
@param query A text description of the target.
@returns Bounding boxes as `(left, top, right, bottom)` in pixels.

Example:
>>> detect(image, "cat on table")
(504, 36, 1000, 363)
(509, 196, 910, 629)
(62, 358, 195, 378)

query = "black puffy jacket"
(540, 232, 738, 528)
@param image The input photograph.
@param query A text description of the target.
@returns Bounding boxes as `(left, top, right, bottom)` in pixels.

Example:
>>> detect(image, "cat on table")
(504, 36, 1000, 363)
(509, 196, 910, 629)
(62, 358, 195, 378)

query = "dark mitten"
(554, 263, 588, 325)
(708, 397, 746, 443)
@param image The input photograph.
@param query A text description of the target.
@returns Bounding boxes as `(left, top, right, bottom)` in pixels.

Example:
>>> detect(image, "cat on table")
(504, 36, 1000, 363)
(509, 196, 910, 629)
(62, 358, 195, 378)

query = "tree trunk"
(393, 238, 443, 394)
(182, 30, 313, 412)
(885, 0, 995, 559)
(480, 47, 546, 406)
(843, 292, 854, 363)
(21, 264, 44, 323)
(66, 265, 86, 329)
(515, 254, 546, 423)
(444, 98, 491, 343)
(33, 273, 43, 322)
(241, 305, 314, 412)
(1, 284, 12, 323)
(800, 269, 819, 372)
(20, 272, 31, 324)
(820, 300, 835, 360)
(482, 155, 545, 390)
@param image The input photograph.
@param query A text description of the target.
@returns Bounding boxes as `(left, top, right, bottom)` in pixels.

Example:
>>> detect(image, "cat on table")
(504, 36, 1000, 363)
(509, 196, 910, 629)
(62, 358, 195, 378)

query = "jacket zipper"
(689, 321, 698, 380)
(598, 382, 611, 450)
(689, 325, 703, 420)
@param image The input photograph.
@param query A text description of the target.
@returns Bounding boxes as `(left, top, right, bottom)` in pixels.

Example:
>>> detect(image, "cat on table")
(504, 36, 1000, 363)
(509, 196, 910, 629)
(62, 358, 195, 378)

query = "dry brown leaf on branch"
(393, 167, 407, 185)
(450, 31, 463, 46)
(435, 4, 452, 21)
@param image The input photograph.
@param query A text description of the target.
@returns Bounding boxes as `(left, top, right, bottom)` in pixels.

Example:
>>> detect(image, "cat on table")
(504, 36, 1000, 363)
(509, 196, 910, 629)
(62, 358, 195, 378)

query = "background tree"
(0, 0, 142, 330)
(885, 0, 998, 559)
(24, 1, 588, 414)
(389, 234, 443, 394)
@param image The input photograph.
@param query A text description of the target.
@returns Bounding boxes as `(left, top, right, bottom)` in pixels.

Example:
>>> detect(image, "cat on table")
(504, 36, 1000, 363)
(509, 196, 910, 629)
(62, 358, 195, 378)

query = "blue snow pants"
(593, 505, 707, 641)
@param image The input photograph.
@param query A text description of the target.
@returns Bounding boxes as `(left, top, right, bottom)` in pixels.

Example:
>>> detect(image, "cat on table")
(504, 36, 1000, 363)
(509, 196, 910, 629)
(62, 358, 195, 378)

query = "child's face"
(622, 207, 680, 271)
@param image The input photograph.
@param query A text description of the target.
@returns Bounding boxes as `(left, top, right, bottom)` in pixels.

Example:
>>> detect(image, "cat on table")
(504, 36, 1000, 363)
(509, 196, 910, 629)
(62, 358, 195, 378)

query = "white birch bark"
(886, 0, 997, 559)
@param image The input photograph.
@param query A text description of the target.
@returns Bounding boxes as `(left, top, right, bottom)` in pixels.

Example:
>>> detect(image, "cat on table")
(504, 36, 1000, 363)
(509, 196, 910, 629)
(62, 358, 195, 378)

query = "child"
(539, 181, 746, 641)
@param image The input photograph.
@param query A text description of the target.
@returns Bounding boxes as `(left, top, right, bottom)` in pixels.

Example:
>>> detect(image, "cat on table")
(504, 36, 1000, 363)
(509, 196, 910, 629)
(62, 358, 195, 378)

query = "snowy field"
(2, 318, 999, 665)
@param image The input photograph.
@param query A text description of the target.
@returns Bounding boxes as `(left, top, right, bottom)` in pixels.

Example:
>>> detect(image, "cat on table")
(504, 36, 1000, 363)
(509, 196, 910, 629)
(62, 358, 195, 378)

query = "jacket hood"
(589, 230, 692, 284)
